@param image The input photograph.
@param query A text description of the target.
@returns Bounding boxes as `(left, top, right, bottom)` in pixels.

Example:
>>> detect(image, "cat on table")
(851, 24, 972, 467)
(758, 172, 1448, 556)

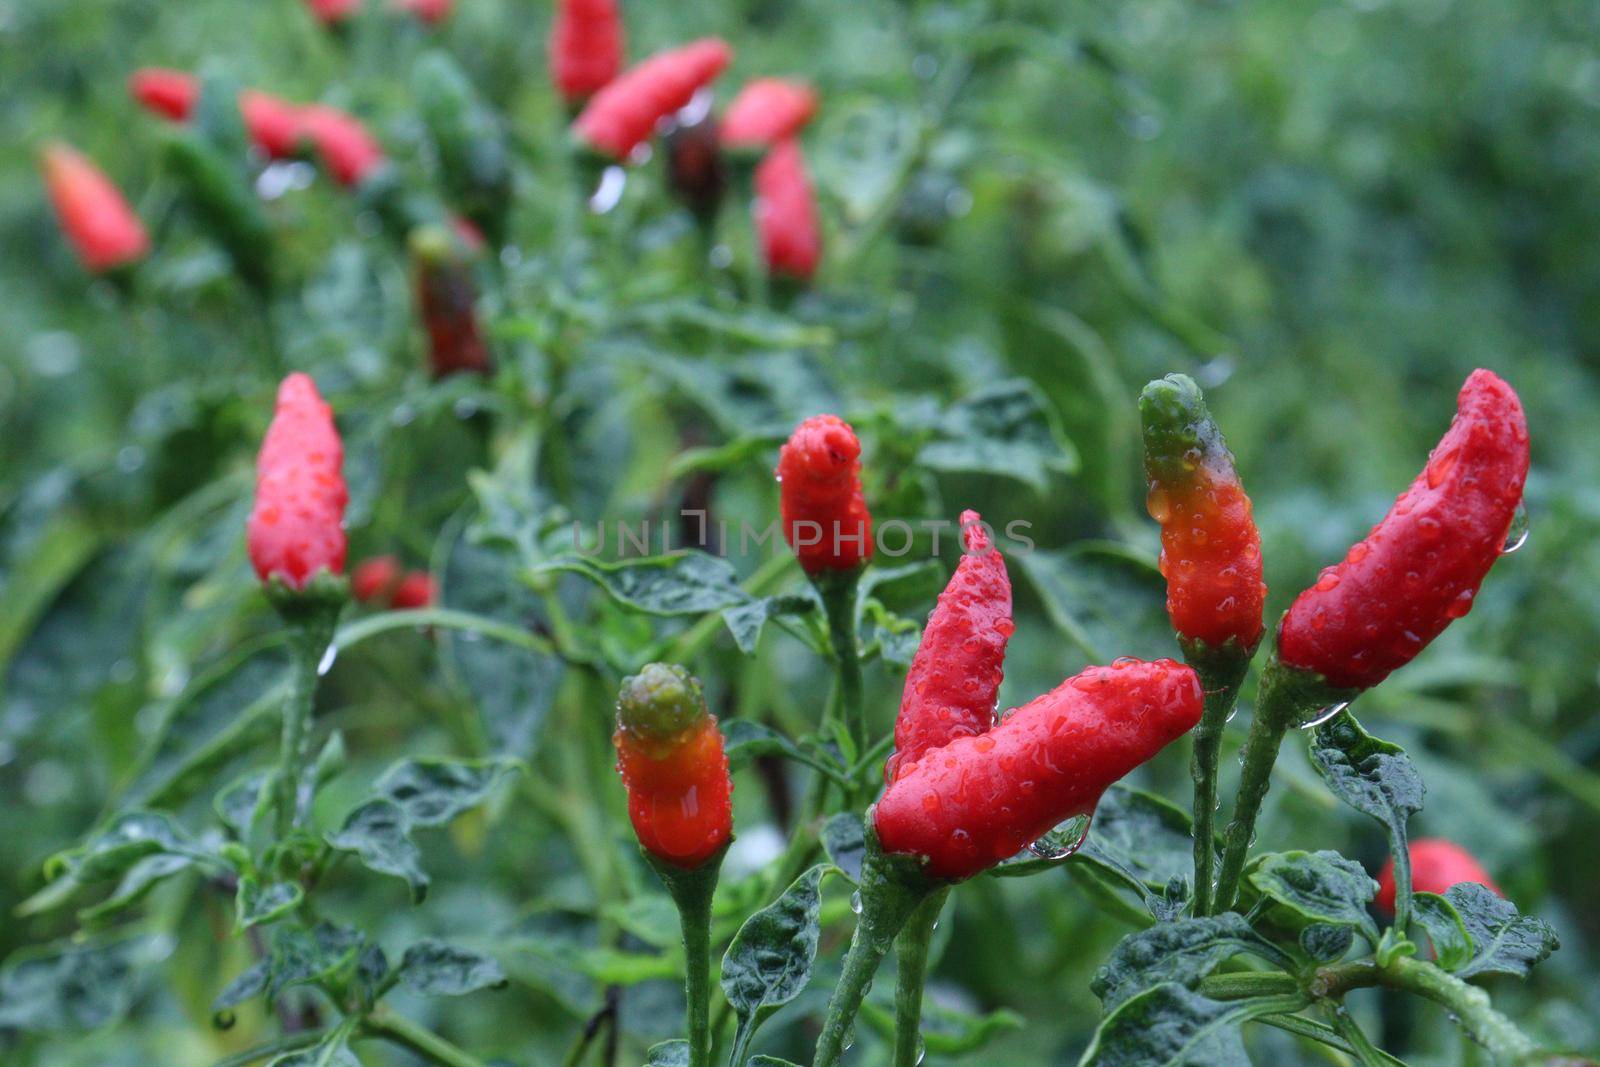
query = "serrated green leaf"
(397, 939, 506, 996)
(1090, 914, 1272, 1009)
(1248, 851, 1377, 940)
(722, 865, 828, 1050)
(326, 800, 429, 902)
(375, 756, 520, 827)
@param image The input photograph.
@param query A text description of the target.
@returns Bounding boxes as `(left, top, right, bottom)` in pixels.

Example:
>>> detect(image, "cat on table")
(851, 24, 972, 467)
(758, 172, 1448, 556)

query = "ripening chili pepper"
(755, 138, 821, 282)
(572, 38, 732, 162)
(306, 0, 361, 26)
(299, 105, 387, 188)
(129, 67, 198, 121)
(1140, 373, 1266, 653)
(247, 374, 348, 592)
(777, 414, 872, 574)
(1278, 369, 1529, 691)
(410, 226, 493, 378)
(885, 510, 1012, 784)
(549, 0, 625, 106)
(352, 556, 401, 603)
(39, 143, 150, 274)
(874, 658, 1203, 881)
(664, 109, 727, 228)
(613, 664, 733, 870)
(392, 0, 452, 23)
(1375, 839, 1501, 915)
(720, 78, 818, 150)
(391, 571, 437, 609)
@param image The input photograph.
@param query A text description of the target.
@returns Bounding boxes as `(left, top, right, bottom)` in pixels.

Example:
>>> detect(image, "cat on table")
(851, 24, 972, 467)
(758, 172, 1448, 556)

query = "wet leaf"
(722, 594, 817, 654)
(1080, 982, 1297, 1066)
(821, 813, 867, 884)
(644, 1040, 690, 1067)
(1429, 883, 1558, 978)
(916, 379, 1078, 492)
(325, 799, 429, 903)
(1091, 914, 1274, 1009)
(536, 552, 745, 616)
(0, 935, 163, 1032)
(397, 939, 506, 996)
(1309, 710, 1424, 849)
(375, 755, 520, 827)
(1248, 850, 1377, 940)
(1411, 893, 1476, 972)
(721, 865, 829, 1048)
(235, 878, 303, 931)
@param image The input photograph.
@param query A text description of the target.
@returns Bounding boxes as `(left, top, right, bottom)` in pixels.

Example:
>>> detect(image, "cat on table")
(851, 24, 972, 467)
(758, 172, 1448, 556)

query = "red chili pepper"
(1278, 370, 1529, 690)
(247, 374, 348, 591)
(410, 226, 493, 378)
(392, 0, 452, 23)
(720, 78, 817, 150)
(299, 105, 386, 187)
(306, 0, 361, 26)
(754, 138, 821, 282)
(352, 556, 401, 603)
(549, 0, 625, 107)
(885, 511, 1012, 784)
(1375, 838, 1501, 915)
(128, 68, 198, 121)
(39, 142, 150, 274)
(776, 414, 872, 574)
(664, 109, 727, 227)
(613, 664, 733, 870)
(391, 571, 437, 609)
(875, 659, 1203, 881)
(1140, 374, 1266, 653)
(572, 38, 731, 161)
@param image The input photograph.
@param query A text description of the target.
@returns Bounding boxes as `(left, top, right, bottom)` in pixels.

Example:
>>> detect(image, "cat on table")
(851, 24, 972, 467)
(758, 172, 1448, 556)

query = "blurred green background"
(3, 0, 1599, 1063)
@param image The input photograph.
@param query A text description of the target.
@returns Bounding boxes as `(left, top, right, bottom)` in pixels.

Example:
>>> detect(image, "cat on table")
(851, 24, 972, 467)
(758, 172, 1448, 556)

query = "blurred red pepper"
(393, 0, 453, 23)
(128, 68, 197, 121)
(572, 38, 731, 161)
(613, 664, 733, 870)
(39, 142, 150, 274)
(874, 659, 1203, 881)
(299, 104, 387, 187)
(720, 78, 817, 151)
(247, 374, 348, 592)
(129, 70, 304, 162)
(352, 556, 401, 603)
(1278, 370, 1529, 690)
(885, 511, 1012, 783)
(549, 0, 625, 107)
(755, 138, 821, 282)
(391, 571, 437, 609)
(306, 0, 361, 26)
(776, 414, 872, 574)
(410, 226, 493, 377)
(1376, 838, 1501, 915)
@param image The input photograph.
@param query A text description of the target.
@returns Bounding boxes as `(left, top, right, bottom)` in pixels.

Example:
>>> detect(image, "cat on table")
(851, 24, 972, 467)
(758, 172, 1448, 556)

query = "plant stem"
(816, 569, 866, 760)
(364, 1008, 491, 1067)
(275, 611, 337, 838)
(1388, 830, 1414, 937)
(650, 850, 726, 1067)
(1198, 971, 1300, 1000)
(1184, 648, 1250, 916)
(892, 888, 949, 1067)
(1327, 1004, 1393, 1067)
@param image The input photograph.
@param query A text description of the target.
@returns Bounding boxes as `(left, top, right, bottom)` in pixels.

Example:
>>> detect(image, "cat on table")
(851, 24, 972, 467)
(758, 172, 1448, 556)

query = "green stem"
(650, 850, 726, 1067)
(1326, 1004, 1393, 1067)
(275, 611, 337, 838)
(1184, 646, 1251, 916)
(892, 888, 949, 1067)
(814, 839, 934, 1067)
(335, 606, 559, 660)
(816, 569, 866, 760)
(363, 1008, 491, 1067)
(1198, 971, 1300, 1000)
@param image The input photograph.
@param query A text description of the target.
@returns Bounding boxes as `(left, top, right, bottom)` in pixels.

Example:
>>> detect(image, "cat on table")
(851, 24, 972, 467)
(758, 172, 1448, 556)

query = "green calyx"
(1139, 373, 1230, 485)
(616, 662, 709, 741)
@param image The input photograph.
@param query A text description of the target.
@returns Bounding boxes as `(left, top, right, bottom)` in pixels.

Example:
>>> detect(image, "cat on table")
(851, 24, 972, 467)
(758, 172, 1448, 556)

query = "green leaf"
(644, 1039, 690, 1067)
(0, 935, 162, 1032)
(213, 960, 268, 1012)
(263, 923, 367, 1003)
(1248, 850, 1378, 940)
(1308, 710, 1424, 844)
(859, 998, 1024, 1058)
(1411, 893, 1476, 972)
(267, 1036, 360, 1067)
(916, 379, 1078, 492)
(1436, 883, 1558, 978)
(1080, 983, 1299, 1066)
(721, 865, 829, 1048)
(326, 800, 430, 903)
(216, 770, 272, 839)
(45, 811, 196, 884)
(722, 720, 847, 784)
(375, 756, 520, 827)
(821, 813, 867, 883)
(1299, 923, 1357, 963)
(236, 878, 304, 931)
(1090, 914, 1273, 1009)
(722, 594, 817, 654)
(397, 939, 506, 996)
(536, 552, 746, 616)
(603, 894, 682, 951)
(1076, 785, 1198, 892)
(1014, 543, 1173, 664)
(79, 854, 195, 926)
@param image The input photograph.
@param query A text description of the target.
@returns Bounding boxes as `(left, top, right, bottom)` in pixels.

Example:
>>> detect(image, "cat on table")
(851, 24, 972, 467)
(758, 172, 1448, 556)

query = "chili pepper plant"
(3, 2, 1598, 1066)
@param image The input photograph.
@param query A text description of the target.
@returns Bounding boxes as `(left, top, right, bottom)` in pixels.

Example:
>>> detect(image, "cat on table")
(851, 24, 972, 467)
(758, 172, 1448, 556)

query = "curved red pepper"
(549, 0, 625, 106)
(1375, 838, 1501, 915)
(1140, 374, 1266, 652)
(613, 664, 733, 870)
(299, 105, 386, 187)
(129, 70, 305, 163)
(875, 659, 1203, 881)
(720, 78, 818, 150)
(885, 511, 1012, 783)
(128, 68, 198, 122)
(247, 374, 348, 591)
(776, 414, 872, 574)
(572, 38, 731, 162)
(1279, 369, 1529, 690)
(39, 142, 150, 274)
(755, 138, 821, 282)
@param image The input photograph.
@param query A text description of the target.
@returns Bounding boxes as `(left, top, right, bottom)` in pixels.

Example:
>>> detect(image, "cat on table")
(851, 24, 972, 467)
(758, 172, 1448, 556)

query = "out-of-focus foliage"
(2, 0, 1599, 1063)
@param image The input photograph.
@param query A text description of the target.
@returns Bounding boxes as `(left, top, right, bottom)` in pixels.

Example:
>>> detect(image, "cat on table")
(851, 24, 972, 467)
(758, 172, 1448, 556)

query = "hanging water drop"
(850, 890, 863, 915)
(1501, 501, 1529, 554)
(1300, 700, 1349, 729)
(1026, 814, 1091, 861)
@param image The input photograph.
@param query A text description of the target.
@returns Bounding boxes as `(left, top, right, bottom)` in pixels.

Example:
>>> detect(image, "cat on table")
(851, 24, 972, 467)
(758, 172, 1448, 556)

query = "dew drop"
(1300, 700, 1349, 729)
(1501, 501, 1529, 554)
(588, 165, 627, 214)
(316, 645, 338, 676)
(850, 890, 863, 915)
(1145, 487, 1172, 524)
(1025, 814, 1092, 862)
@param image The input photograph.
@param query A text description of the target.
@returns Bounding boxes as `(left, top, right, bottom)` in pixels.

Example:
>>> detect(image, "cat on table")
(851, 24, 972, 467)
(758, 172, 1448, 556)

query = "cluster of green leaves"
(4, 0, 1600, 1064)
